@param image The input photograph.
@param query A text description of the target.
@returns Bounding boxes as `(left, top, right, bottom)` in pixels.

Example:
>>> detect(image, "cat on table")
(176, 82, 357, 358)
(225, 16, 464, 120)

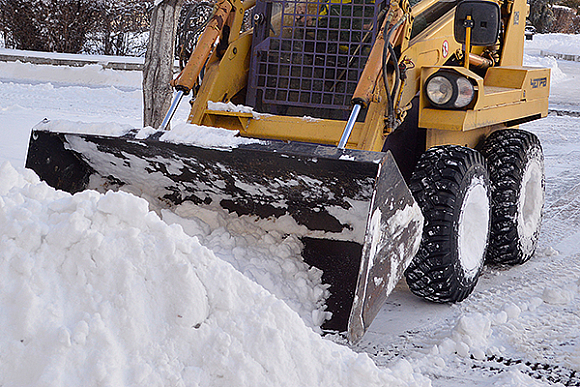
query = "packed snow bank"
(523, 54, 566, 83)
(525, 33, 580, 56)
(523, 33, 579, 84)
(0, 162, 429, 387)
(0, 60, 141, 89)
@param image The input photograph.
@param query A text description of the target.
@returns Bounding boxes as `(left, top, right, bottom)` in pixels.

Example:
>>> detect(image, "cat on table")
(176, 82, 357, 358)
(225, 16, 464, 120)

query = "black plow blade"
(26, 122, 423, 343)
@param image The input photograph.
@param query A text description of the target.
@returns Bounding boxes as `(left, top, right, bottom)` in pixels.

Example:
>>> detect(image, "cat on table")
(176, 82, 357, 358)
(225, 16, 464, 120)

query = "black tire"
(481, 129, 545, 265)
(405, 145, 491, 303)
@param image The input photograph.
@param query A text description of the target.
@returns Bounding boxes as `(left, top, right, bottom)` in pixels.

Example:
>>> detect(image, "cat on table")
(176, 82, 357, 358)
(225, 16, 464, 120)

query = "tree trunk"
(143, 0, 184, 129)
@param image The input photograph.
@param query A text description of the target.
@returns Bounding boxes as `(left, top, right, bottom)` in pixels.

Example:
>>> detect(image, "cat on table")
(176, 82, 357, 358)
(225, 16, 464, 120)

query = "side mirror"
(454, 0, 501, 46)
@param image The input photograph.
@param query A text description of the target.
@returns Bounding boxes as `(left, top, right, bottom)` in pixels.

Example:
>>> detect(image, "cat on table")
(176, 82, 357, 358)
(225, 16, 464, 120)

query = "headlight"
(425, 76, 454, 106)
(425, 71, 475, 109)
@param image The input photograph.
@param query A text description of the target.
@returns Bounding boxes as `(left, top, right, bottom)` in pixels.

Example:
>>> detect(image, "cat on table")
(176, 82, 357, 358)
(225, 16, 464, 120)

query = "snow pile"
(523, 53, 567, 83)
(0, 162, 428, 387)
(411, 299, 570, 385)
(207, 101, 271, 120)
(523, 33, 580, 84)
(35, 119, 134, 136)
(35, 119, 262, 149)
(162, 203, 333, 330)
(432, 312, 493, 362)
(0, 60, 141, 89)
(525, 33, 580, 56)
(408, 277, 580, 384)
(157, 123, 264, 148)
(208, 101, 256, 115)
(432, 300, 546, 361)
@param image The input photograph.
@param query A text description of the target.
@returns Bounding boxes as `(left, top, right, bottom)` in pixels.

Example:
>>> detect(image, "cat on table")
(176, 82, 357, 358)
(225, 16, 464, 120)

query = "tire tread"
(481, 129, 544, 265)
(405, 145, 489, 303)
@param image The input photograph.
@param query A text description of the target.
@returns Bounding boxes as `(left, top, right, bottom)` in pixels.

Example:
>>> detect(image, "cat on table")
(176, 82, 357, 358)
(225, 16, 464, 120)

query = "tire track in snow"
(529, 114, 580, 251)
(363, 249, 580, 385)
(541, 182, 580, 248)
(472, 355, 580, 386)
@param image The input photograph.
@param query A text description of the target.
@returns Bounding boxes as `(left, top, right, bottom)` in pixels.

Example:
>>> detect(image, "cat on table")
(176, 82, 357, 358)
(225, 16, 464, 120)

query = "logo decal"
(442, 40, 449, 58)
(531, 77, 547, 88)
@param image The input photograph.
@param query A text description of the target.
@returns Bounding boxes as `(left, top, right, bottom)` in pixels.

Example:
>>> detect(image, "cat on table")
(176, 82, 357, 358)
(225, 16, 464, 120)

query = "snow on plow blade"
(26, 123, 423, 343)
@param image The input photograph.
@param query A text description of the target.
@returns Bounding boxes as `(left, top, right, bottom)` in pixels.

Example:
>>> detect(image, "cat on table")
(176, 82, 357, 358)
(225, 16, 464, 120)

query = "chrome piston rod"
(338, 103, 362, 149)
(159, 90, 185, 131)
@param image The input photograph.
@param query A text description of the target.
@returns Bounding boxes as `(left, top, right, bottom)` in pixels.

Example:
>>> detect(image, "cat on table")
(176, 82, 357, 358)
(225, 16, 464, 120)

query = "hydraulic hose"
(382, 17, 405, 128)
(341, 11, 406, 148)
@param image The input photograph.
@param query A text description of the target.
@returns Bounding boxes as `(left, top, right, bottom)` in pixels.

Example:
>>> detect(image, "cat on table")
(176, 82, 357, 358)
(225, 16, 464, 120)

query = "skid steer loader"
(26, 0, 549, 344)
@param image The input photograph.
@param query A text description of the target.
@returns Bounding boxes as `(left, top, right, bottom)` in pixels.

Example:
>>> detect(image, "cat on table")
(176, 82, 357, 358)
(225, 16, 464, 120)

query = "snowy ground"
(0, 34, 579, 386)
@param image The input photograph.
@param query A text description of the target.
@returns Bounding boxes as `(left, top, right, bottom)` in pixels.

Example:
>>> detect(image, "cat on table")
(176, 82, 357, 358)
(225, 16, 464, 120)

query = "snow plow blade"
(26, 123, 423, 343)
